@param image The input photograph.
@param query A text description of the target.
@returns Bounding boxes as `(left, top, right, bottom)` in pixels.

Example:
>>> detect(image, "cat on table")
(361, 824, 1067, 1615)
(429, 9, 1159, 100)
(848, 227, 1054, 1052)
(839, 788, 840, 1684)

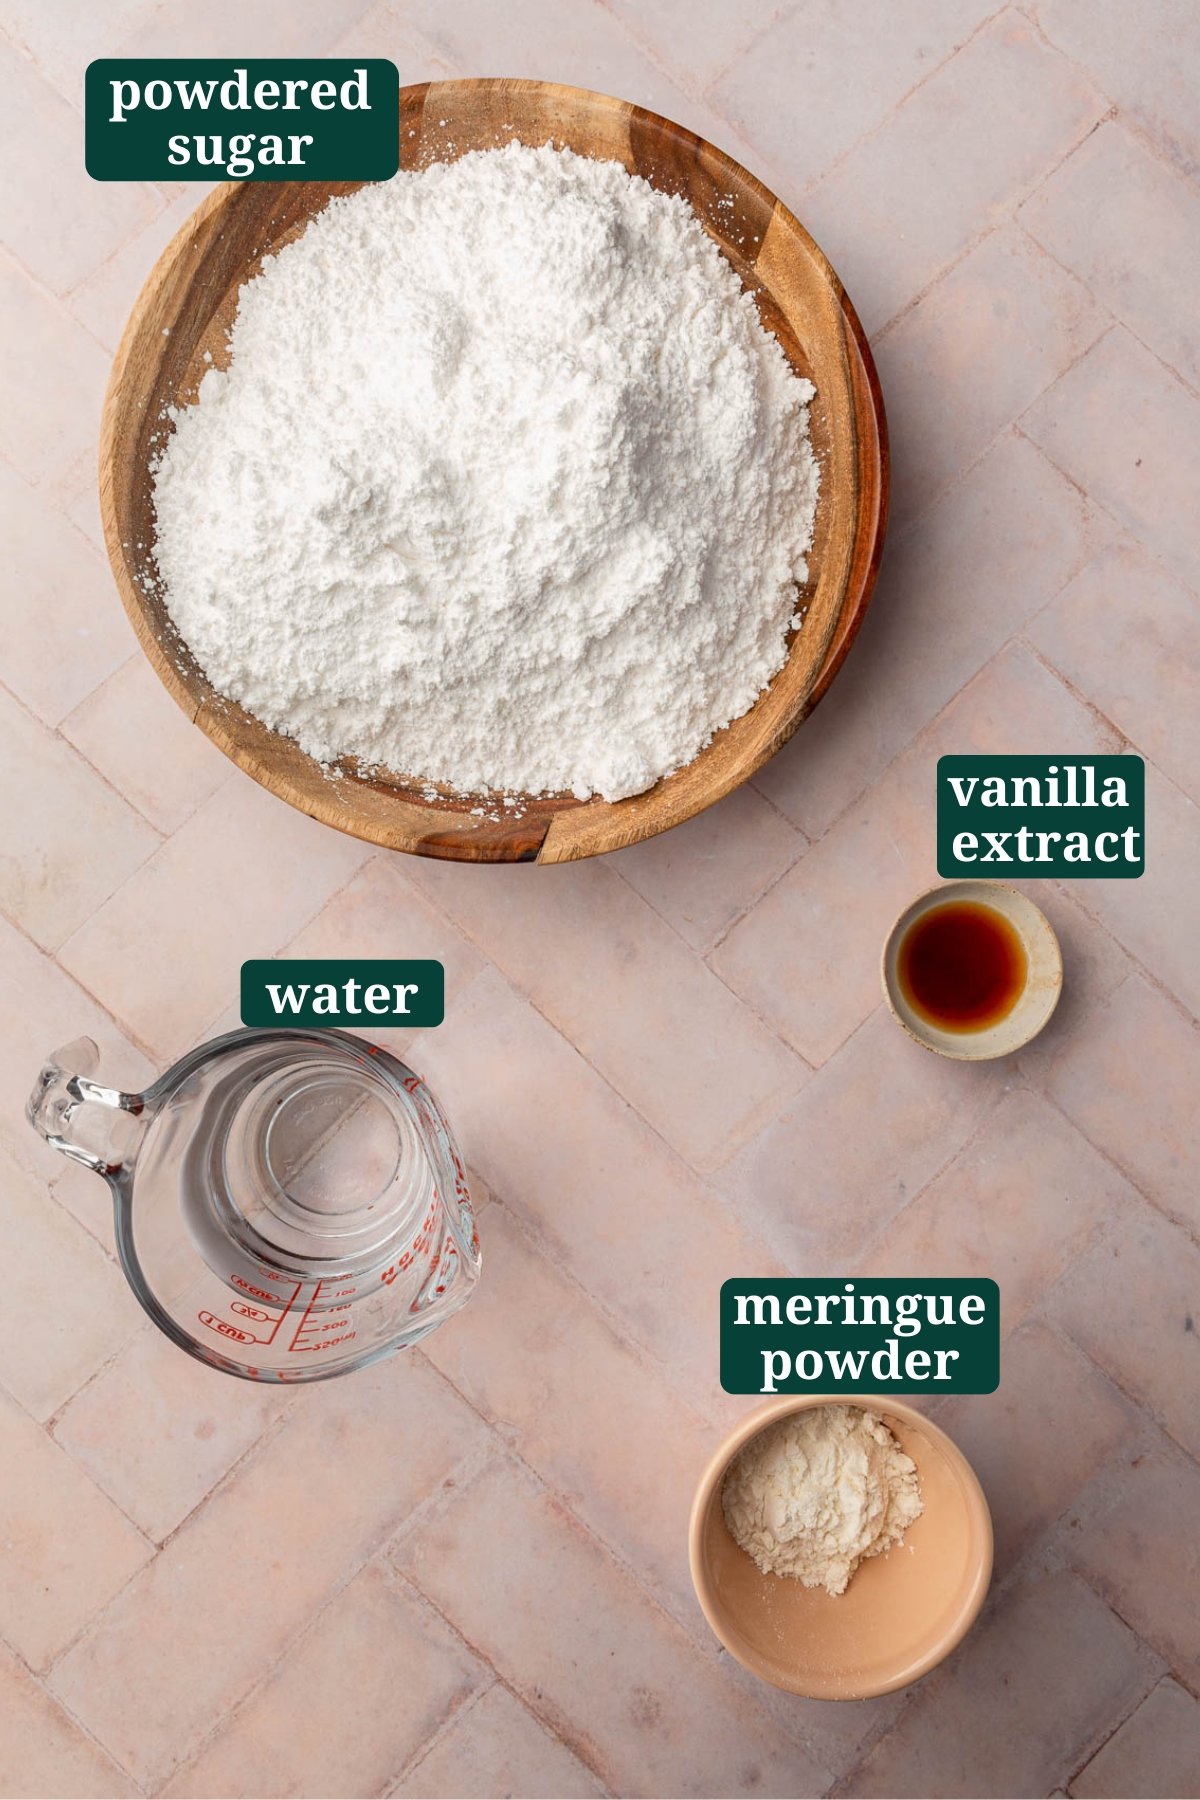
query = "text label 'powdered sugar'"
(85, 60, 400, 181)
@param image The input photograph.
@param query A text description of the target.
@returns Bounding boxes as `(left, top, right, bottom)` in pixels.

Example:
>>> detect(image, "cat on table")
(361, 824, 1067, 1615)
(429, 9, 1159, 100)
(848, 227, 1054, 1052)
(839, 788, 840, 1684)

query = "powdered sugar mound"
(153, 143, 819, 802)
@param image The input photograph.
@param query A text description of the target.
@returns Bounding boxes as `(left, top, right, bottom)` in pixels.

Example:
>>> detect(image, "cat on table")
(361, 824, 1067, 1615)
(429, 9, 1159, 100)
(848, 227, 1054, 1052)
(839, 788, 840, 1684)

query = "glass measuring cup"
(27, 1028, 480, 1382)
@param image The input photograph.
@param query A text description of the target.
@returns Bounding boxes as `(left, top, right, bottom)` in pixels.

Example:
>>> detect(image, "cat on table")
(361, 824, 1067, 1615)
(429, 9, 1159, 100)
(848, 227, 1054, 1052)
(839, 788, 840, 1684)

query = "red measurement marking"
(198, 1311, 253, 1344)
(231, 1274, 279, 1303)
(287, 1280, 323, 1352)
(220, 1278, 304, 1345)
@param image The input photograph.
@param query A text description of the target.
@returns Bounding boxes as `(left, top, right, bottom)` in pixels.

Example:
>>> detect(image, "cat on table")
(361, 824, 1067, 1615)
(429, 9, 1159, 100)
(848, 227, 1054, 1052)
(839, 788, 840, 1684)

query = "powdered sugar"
(153, 142, 819, 802)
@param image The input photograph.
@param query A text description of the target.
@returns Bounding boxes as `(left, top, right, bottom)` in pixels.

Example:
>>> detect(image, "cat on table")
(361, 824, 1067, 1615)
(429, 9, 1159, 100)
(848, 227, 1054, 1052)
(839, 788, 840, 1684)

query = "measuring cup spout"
(27, 1037, 147, 1178)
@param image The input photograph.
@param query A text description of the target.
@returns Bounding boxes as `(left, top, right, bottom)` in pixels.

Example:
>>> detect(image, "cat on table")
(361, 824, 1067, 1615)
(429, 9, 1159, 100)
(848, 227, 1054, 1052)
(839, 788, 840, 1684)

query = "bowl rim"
(880, 879, 1064, 1062)
(688, 1393, 994, 1699)
(97, 75, 889, 865)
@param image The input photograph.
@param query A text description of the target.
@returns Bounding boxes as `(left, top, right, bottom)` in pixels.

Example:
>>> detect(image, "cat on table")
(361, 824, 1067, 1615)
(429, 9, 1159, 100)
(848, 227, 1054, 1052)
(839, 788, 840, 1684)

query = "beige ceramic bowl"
(881, 879, 1063, 1061)
(689, 1396, 992, 1699)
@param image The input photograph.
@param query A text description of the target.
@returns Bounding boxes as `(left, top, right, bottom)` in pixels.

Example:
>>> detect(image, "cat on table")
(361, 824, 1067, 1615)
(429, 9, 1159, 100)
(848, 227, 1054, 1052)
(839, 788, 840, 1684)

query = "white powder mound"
(721, 1406, 924, 1597)
(153, 142, 819, 802)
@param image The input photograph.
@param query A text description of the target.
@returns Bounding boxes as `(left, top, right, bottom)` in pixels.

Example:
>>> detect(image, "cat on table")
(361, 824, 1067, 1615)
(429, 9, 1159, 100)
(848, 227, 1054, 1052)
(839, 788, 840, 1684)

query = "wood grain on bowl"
(100, 78, 888, 863)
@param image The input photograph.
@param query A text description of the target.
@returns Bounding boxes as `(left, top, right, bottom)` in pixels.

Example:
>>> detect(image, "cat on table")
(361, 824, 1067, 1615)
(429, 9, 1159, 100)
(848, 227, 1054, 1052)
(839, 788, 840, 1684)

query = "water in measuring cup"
(126, 1035, 471, 1375)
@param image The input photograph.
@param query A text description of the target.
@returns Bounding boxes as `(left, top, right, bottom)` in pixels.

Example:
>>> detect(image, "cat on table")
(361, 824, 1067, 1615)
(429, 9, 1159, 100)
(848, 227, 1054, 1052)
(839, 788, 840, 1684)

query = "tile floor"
(0, 2, 1197, 1796)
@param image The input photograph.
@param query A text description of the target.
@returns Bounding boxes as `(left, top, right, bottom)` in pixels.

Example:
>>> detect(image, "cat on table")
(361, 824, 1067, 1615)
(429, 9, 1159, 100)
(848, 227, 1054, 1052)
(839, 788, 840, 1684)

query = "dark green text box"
(937, 754, 1144, 878)
(241, 960, 443, 1028)
(86, 60, 399, 180)
(721, 1279, 1000, 1395)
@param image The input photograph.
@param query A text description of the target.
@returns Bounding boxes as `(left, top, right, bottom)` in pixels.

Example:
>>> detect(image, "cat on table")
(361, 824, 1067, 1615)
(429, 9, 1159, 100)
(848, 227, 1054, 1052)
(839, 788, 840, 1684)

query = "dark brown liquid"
(897, 901, 1027, 1032)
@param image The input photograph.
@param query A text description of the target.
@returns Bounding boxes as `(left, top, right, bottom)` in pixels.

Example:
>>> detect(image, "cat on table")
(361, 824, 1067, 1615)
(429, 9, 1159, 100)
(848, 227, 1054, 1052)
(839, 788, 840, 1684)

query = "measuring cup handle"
(27, 1037, 146, 1178)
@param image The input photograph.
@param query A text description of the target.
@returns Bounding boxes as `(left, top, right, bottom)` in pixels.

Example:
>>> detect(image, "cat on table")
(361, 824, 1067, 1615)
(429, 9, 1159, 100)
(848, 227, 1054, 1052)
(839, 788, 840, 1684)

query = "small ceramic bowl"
(881, 880, 1062, 1061)
(689, 1396, 992, 1699)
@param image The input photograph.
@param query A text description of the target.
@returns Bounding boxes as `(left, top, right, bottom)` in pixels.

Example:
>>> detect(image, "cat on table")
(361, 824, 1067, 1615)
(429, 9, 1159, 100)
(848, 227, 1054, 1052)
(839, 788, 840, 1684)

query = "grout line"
(606, 802, 807, 963)
(1062, 1677, 1166, 1793)
(1014, 424, 1200, 610)
(0, 1626, 152, 1796)
(1019, 0, 1200, 198)
(844, 1067, 1017, 1266)
(385, 878, 810, 1180)
(387, 1394, 832, 1772)
(785, 2, 1014, 206)
(455, 1154, 773, 1427)
(594, 0, 802, 110)
(463, 1190, 730, 1431)
(381, 1447, 631, 1786)
(380, 1675, 499, 1798)
(142, 1421, 500, 1794)
(0, 671, 166, 857)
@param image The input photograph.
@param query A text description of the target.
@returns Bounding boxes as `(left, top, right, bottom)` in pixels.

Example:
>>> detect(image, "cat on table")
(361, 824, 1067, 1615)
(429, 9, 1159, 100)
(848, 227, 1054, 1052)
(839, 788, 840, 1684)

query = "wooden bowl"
(100, 79, 887, 863)
(689, 1396, 992, 1699)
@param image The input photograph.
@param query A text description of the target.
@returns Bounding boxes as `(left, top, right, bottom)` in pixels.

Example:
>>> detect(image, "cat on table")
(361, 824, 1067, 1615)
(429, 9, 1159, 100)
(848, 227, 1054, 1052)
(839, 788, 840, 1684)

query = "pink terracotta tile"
(423, 1201, 714, 1623)
(0, 460, 134, 727)
(405, 966, 786, 1406)
(0, 1388, 151, 1670)
(1022, 122, 1200, 392)
(714, 0, 1003, 199)
(395, 1455, 830, 1797)
(865, 1088, 1128, 1327)
(1072, 761, 1200, 1021)
(0, 1143, 139, 1421)
(612, 782, 803, 952)
(110, 0, 378, 60)
(57, 773, 369, 1061)
(1047, 1203, 1200, 1459)
(65, 189, 204, 354)
(388, 0, 735, 146)
(1028, 542, 1200, 807)
(877, 226, 1103, 533)
(0, 1642, 136, 1799)
(1013, 886, 1133, 1085)
(1031, 0, 1200, 182)
(1058, 1437, 1200, 1689)
(53, 1323, 287, 1543)
(391, 1680, 604, 1799)
(753, 431, 1100, 840)
(935, 1321, 1138, 1575)
(0, 685, 158, 951)
(607, 0, 787, 95)
(288, 855, 484, 1001)
(800, 14, 1103, 333)
(719, 1005, 1010, 1267)
(1, 0, 160, 104)
(48, 1156, 122, 1253)
(0, 913, 155, 1183)
(164, 1563, 483, 1799)
(50, 1355, 492, 1788)
(1045, 975, 1200, 1236)
(326, 3, 463, 80)
(1022, 326, 1200, 592)
(841, 1570, 1159, 1797)
(61, 654, 232, 834)
(0, 254, 110, 486)
(0, 43, 159, 295)
(718, 642, 1119, 1065)
(50, 449, 107, 555)
(1070, 1676, 1200, 1799)
(404, 858, 806, 1173)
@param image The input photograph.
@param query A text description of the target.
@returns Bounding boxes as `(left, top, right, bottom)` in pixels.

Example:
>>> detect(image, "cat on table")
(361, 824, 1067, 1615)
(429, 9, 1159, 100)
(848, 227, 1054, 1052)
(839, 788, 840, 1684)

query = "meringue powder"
(722, 1406, 924, 1596)
(152, 142, 819, 802)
